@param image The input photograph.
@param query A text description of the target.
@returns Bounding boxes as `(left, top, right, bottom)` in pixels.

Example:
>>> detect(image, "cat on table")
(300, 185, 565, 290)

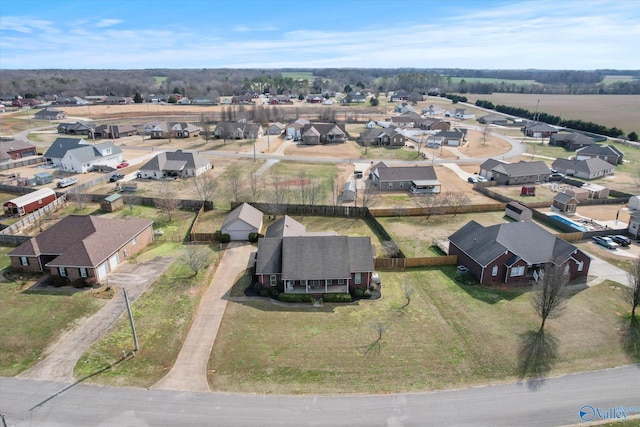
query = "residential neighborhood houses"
(1, 78, 639, 409)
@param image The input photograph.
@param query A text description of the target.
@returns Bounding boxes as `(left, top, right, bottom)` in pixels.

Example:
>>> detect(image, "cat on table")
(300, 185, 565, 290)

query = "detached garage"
(221, 203, 264, 241)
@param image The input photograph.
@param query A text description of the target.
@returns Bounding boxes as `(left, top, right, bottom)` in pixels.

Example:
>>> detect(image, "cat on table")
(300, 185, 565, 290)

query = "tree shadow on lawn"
(517, 329, 559, 391)
(619, 316, 640, 364)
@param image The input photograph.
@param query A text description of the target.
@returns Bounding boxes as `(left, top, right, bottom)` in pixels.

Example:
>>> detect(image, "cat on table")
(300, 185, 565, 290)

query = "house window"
(132, 236, 137, 245)
(20, 256, 28, 266)
(577, 261, 584, 272)
(510, 266, 524, 277)
(59, 267, 67, 277)
(388, 182, 393, 189)
(399, 182, 404, 189)
(354, 273, 362, 285)
(80, 268, 88, 278)
(269, 275, 277, 286)
(338, 278, 345, 285)
(492, 265, 498, 276)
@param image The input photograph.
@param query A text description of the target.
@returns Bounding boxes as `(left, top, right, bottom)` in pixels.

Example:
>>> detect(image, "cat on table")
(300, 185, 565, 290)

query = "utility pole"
(123, 288, 139, 351)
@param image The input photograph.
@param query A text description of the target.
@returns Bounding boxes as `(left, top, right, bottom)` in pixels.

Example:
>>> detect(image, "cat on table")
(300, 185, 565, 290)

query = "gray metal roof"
(449, 220, 580, 267)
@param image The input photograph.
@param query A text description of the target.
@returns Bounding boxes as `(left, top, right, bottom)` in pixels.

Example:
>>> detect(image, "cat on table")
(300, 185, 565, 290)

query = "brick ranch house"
(9, 215, 154, 283)
(448, 220, 590, 286)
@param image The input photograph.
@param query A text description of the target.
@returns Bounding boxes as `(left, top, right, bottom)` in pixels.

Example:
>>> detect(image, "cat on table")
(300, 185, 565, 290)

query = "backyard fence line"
(0, 157, 45, 171)
(0, 195, 67, 236)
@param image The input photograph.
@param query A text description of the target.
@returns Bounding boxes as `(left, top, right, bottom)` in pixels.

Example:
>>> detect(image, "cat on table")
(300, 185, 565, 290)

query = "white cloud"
(95, 19, 123, 28)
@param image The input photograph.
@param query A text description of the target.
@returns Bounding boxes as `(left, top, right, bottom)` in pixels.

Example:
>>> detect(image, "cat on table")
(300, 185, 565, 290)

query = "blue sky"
(1, 0, 639, 69)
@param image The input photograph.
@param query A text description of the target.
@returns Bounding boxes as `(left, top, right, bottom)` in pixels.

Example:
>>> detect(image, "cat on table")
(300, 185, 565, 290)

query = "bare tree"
(296, 170, 309, 205)
(443, 192, 470, 218)
(373, 321, 390, 342)
(482, 123, 491, 146)
(72, 192, 91, 211)
(248, 171, 263, 203)
(154, 182, 179, 222)
(627, 259, 640, 319)
(268, 172, 289, 217)
(531, 262, 569, 331)
(193, 171, 218, 206)
(358, 180, 378, 208)
(330, 176, 344, 207)
(307, 178, 324, 207)
(225, 165, 244, 204)
(180, 245, 211, 277)
(402, 284, 415, 308)
(381, 240, 401, 258)
(416, 194, 443, 222)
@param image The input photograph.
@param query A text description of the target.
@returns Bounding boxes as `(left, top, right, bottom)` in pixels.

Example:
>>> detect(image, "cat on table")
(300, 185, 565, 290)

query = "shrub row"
(322, 293, 352, 303)
(278, 293, 312, 303)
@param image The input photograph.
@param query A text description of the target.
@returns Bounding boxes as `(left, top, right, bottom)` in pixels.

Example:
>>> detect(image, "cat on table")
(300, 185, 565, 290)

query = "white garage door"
(109, 253, 120, 270)
(96, 262, 108, 280)
(228, 230, 249, 241)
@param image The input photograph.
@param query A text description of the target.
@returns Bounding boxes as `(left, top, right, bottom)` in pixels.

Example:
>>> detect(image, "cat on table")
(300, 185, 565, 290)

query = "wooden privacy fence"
(374, 255, 457, 269)
(0, 157, 45, 171)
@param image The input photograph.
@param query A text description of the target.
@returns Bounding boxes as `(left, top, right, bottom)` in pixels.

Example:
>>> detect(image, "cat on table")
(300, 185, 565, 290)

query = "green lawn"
(74, 243, 218, 387)
(0, 246, 107, 376)
(281, 72, 316, 81)
(209, 270, 635, 394)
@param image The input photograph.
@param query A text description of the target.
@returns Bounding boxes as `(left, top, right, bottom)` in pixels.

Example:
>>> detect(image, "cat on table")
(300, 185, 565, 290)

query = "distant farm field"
(281, 71, 316, 80)
(448, 77, 537, 86)
(466, 94, 640, 134)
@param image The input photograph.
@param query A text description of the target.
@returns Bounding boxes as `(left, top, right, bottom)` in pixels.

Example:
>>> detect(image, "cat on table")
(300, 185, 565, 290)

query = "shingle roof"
(222, 203, 263, 230)
(139, 150, 209, 172)
(449, 220, 580, 267)
(551, 157, 613, 174)
(554, 192, 577, 204)
(44, 137, 86, 159)
(374, 164, 438, 182)
(575, 144, 624, 158)
(9, 215, 152, 268)
(480, 158, 508, 171)
(264, 215, 306, 238)
(491, 161, 550, 177)
(66, 142, 122, 163)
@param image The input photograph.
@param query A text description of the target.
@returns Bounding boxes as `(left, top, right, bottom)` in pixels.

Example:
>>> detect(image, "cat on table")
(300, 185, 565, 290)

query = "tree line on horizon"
(1, 68, 639, 100)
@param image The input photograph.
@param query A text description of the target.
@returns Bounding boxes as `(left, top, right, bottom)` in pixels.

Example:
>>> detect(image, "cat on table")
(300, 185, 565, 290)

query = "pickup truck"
(57, 177, 78, 188)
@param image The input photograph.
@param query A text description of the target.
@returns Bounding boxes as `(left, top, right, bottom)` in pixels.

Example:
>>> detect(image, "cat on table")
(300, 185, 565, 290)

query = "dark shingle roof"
(374, 163, 438, 182)
(139, 149, 209, 173)
(43, 137, 86, 158)
(491, 161, 550, 177)
(449, 220, 580, 267)
(551, 157, 613, 174)
(575, 144, 624, 158)
(264, 215, 306, 238)
(9, 215, 152, 268)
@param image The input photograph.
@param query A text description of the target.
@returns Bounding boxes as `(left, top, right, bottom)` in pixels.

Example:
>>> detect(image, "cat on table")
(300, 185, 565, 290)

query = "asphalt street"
(1, 365, 639, 426)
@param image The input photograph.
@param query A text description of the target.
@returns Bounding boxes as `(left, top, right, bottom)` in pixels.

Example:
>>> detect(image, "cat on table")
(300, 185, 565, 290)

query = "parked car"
(592, 235, 619, 249)
(467, 176, 478, 183)
(110, 173, 124, 182)
(610, 235, 631, 247)
(550, 172, 565, 181)
(477, 176, 488, 182)
(117, 162, 129, 169)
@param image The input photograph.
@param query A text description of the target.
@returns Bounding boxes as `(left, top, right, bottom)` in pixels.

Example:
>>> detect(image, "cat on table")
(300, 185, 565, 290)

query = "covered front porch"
(284, 278, 349, 294)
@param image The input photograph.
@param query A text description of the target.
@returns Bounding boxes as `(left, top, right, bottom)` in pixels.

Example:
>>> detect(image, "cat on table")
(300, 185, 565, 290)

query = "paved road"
(17, 257, 173, 382)
(152, 242, 255, 392)
(2, 365, 639, 426)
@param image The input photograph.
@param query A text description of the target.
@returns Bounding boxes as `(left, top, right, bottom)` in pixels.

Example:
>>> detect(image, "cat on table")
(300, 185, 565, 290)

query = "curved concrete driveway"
(152, 242, 254, 392)
(17, 256, 173, 383)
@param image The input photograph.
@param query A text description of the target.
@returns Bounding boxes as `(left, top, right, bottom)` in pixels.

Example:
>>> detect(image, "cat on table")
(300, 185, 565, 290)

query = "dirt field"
(465, 94, 640, 134)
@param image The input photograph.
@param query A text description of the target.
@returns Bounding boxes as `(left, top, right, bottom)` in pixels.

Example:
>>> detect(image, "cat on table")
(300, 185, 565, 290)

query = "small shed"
(520, 186, 536, 197)
(581, 182, 609, 200)
(629, 195, 640, 210)
(34, 171, 53, 185)
(505, 201, 532, 222)
(342, 180, 356, 202)
(100, 193, 123, 212)
(553, 192, 578, 214)
(564, 186, 589, 201)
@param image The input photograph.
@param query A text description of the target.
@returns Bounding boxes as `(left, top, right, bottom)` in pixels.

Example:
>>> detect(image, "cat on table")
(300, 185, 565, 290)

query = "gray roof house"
(214, 121, 264, 140)
(371, 162, 440, 193)
(301, 123, 347, 145)
(57, 121, 95, 135)
(428, 129, 466, 146)
(359, 126, 405, 147)
(255, 235, 375, 294)
(478, 114, 509, 125)
(575, 144, 624, 165)
(522, 122, 558, 137)
(549, 132, 596, 151)
(551, 157, 615, 180)
(489, 161, 551, 185)
(137, 150, 212, 179)
(221, 203, 264, 241)
(448, 220, 590, 286)
(479, 158, 509, 180)
(44, 137, 123, 173)
(34, 108, 68, 120)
